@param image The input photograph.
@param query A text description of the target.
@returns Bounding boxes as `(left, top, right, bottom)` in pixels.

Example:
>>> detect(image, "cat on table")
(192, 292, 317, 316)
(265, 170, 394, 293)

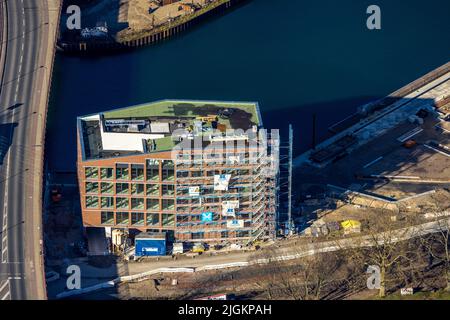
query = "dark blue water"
(47, 0, 450, 171)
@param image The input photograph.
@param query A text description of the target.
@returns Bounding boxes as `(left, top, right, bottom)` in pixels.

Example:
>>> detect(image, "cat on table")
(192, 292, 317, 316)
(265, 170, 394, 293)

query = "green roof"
(151, 135, 176, 153)
(102, 99, 261, 128)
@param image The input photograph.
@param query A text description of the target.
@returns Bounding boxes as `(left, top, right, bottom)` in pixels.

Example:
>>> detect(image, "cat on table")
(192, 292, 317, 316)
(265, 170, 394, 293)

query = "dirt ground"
(73, 0, 211, 36)
(116, 250, 450, 300)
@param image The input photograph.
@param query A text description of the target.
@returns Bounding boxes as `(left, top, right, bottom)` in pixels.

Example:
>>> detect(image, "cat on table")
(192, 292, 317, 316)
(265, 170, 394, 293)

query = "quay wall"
(59, 0, 247, 54)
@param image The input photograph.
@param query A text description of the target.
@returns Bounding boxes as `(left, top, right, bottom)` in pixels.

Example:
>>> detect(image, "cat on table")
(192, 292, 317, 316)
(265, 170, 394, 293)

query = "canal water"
(46, 0, 450, 171)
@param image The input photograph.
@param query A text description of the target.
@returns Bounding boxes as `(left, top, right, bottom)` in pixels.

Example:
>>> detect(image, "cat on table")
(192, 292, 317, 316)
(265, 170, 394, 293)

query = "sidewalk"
(27, 0, 61, 300)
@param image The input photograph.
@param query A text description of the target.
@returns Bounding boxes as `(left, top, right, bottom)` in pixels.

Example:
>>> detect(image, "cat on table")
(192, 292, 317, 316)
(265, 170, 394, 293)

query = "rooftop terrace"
(78, 100, 263, 161)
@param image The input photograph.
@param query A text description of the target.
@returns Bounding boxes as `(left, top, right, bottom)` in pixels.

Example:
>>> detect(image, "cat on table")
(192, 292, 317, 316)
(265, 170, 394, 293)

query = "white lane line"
(1, 291, 10, 300)
(0, 280, 8, 292)
(8, 276, 21, 280)
(397, 127, 423, 143)
(1, 0, 27, 265)
(424, 144, 450, 158)
(0, 280, 10, 301)
(363, 156, 383, 169)
(436, 124, 450, 134)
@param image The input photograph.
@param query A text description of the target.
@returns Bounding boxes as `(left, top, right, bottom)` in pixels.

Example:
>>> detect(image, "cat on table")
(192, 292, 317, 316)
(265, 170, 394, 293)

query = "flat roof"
(78, 99, 263, 162)
(102, 99, 262, 127)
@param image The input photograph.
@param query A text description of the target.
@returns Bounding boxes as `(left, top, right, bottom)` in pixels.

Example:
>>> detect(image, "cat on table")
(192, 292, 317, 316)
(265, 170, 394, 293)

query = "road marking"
(363, 156, 383, 169)
(424, 144, 450, 158)
(435, 124, 450, 134)
(0, 280, 10, 300)
(1, 0, 27, 265)
(0, 280, 8, 292)
(397, 127, 423, 143)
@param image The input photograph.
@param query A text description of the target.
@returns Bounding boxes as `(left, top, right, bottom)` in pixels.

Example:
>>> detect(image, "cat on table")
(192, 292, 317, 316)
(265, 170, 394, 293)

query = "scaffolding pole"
(287, 124, 293, 231)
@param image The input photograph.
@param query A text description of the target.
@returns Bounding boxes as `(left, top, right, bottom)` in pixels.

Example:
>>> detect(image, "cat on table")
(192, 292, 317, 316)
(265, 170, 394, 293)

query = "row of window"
(100, 211, 175, 227)
(176, 230, 252, 240)
(175, 168, 252, 178)
(84, 160, 174, 182)
(175, 151, 260, 161)
(85, 182, 175, 196)
(86, 196, 175, 211)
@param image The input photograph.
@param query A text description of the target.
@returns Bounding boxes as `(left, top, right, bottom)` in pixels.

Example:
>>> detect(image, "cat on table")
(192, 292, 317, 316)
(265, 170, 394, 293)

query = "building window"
(177, 171, 188, 178)
(101, 197, 114, 209)
(131, 183, 144, 195)
(101, 211, 114, 225)
(131, 212, 145, 226)
(101, 182, 114, 194)
(131, 198, 144, 210)
(162, 214, 175, 227)
(177, 198, 189, 205)
(116, 164, 129, 180)
(146, 213, 160, 226)
(146, 160, 159, 181)
(162, 184, 174, 196)
(191, 232, 204, 240)
(116, 183, 129, 195)
(85, 196, 99, 208)
(116, 212, 129, 225)
(100, 168, 114, 180)
(236, 230, 250, 238)
(116, 197, 129, 209)
(85, 182, 98, 194)
(162, 199, 175, 211)
(176, 188, 189, 196)
(221, 231, 228, 238)
(191, 170, 202, 178)
(146, 198, 159, 211)
(176, 215, 189, 224)
(85, 167, 98, 180)
(146, 184, 159, 196)
(131, 164, 144, 181)
(162, 160, 174, 181)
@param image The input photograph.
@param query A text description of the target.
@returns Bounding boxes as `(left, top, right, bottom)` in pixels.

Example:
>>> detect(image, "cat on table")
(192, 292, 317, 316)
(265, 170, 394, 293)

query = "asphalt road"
(0, 0, 52, 300)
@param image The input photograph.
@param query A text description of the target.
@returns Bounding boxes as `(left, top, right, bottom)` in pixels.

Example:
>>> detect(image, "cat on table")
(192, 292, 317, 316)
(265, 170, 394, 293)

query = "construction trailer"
(135, 232, 167, 256)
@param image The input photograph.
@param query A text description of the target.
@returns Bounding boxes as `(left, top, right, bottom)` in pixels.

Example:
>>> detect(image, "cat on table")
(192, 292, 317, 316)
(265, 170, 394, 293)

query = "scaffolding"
(277, 124, 294, 235)
(171, 129, 280, 244)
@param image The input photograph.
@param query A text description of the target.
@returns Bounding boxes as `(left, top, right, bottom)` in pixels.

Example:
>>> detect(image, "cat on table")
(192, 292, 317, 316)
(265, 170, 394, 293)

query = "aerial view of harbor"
(0, 0, 450, 313)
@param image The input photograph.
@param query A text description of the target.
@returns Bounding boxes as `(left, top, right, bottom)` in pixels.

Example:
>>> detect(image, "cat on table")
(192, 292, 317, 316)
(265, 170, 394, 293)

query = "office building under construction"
(76, 100, 280, 245)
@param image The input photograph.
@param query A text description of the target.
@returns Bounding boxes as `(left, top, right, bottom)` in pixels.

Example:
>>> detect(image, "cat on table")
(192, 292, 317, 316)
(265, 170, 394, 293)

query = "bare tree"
(346, 214, 419, 298)
(251, 246, 343, 300)
(421, 217, 450, 291)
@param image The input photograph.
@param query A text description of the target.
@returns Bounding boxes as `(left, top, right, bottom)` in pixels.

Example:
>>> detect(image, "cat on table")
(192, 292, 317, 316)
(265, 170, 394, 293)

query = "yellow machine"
(192, 243, 205, 253)
(196, 115, 218, 123)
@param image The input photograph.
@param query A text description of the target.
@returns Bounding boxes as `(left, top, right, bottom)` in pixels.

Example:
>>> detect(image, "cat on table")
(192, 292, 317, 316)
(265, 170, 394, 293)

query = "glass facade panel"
(116, 197, 129, 209)
(100, 168, 114, 180)
(101, 211, 114, 225)
(131, 212, 145, 226)
(85, 167, 98, 180)
(86, 196, 98, 208)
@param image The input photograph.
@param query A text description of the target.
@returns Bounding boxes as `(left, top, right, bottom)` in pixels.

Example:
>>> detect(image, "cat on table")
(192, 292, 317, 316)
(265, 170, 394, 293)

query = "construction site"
(43, 62, 450, 300)
(291, 62, 450, 237)
(73, 99, 285, 260)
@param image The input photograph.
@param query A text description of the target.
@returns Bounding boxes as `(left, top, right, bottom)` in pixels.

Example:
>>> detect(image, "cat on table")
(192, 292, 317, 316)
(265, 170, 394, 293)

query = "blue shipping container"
(135, 238, 166, 256)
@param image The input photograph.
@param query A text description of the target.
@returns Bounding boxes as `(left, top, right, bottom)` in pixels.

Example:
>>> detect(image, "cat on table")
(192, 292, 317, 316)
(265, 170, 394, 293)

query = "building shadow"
(0, 123, 18, 166)
(292, 95, 450, 224)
